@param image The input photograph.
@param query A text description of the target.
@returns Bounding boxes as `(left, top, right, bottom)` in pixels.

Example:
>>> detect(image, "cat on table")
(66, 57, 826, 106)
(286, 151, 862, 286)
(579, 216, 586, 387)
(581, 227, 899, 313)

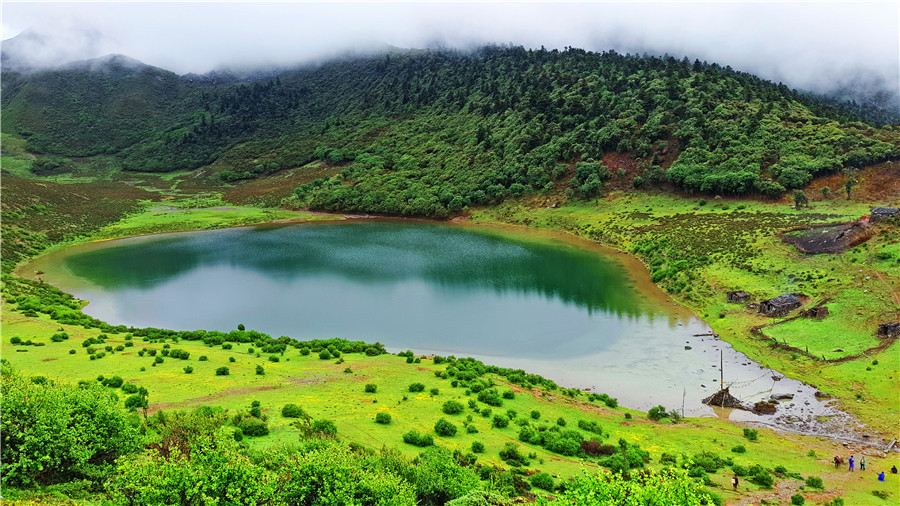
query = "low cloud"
(2, 2, 898, 104)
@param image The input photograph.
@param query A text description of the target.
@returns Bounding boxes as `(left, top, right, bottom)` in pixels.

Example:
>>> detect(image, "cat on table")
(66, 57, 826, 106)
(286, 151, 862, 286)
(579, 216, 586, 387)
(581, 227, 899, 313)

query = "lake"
(28, 220, 843, 429)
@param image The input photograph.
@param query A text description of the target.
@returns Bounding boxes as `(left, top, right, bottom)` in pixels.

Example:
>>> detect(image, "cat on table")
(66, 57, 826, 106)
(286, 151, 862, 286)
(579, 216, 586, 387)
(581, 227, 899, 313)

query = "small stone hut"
(802, 306, 829, 320)
(727, 291, 751, 303)
(877, 322, 900, 339)
(758, 294, 802, 317)
(871, 207, 900, 223)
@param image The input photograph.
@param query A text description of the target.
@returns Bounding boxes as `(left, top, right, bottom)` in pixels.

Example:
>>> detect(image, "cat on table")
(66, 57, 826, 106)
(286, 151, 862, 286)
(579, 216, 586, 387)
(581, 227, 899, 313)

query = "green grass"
(473, 191, 899, 432)
(3, 304, 898, 500)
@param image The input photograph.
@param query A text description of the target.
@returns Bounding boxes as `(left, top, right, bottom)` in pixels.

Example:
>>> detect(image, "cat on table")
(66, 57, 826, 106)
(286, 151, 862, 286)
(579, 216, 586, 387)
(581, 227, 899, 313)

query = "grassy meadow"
(2, 304, 898, 505)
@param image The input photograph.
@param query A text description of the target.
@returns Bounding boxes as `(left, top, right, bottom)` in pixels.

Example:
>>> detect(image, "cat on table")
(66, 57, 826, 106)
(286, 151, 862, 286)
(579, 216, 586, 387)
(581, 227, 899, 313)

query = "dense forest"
(3, 46, 899, 217)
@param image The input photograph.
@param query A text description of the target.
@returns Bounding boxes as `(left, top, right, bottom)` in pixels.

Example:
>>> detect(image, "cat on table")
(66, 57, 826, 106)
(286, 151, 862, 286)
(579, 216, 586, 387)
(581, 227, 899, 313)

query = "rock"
(753, 401, 777, 415)
(771, 393, 794, 400)
(684, 346, 692, 350)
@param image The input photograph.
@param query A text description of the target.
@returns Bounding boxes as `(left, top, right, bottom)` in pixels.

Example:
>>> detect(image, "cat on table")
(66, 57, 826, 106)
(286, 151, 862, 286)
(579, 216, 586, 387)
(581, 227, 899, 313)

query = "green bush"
(281, 404, 305, 418)
(502, 390, 515, 399)
(256, 365, 264, 375)
(530, 410, 541, 419)
(183, 366, 194, 374)
(791, 494, 805, 505)
(805, 476, 823, 489)
(300, 347, 310, 356)
(530, 471, 555, 491)
(408, 383, 425, 393)
(1, 367, 141, 486)
(312, 419, 337, 436)
(442, 400, 465, 415)
(318, 350, 331, 360)
(750, 470, 774, 488)
(492, 415, 509, 429)
(364, 383, 377, 393)
(237, 417, 269, 437)
(403, 430, 434, 447)
(556, 417, 567, 426)
(743, 428, 758, 441)
(471, 441, 485, 453)
(731, 445, 746, 453)
(435, 418, 458, 437)
(375, 412, 391, 424)
(199, 355, 208, 361)
(215, 367, 229, 376)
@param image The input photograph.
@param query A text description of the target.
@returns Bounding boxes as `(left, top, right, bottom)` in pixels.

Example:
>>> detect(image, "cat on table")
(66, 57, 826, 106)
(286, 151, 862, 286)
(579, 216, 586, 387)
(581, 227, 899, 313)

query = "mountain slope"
(2, 46, 898, 212)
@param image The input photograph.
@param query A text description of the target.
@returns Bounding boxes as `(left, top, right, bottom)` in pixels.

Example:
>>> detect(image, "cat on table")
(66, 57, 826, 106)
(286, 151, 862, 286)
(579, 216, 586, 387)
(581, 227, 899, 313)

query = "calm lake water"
(32, 220, 842, 428)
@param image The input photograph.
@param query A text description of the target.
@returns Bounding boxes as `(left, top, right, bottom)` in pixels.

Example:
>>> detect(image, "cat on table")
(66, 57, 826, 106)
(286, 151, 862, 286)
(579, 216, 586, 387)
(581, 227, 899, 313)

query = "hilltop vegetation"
(3, 46, 899, 218)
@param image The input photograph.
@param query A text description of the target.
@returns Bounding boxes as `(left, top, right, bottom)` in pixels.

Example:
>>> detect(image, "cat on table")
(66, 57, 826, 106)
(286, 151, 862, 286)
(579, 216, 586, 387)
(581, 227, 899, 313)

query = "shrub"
(408, 383, 425, 393)
(183, 366, 194, 374)
(403, 430, 434, 447)
(0, 369, 142, 486)
(318, 350, 331, 360)
(311, 419, 337, 436)
(648, 405, 669, 420)
(10, 336, 22, 344)
(199, 355, 208, 361)
(268, 355, 279, 363)
(229, 357, 236, 363)
(805, 476, 823, 489)
(743, 428, 758, 441)
(498, 443, 528, 467)
(442, 400, 465, 415)
(69, 349, 76, 354)
(502, 390, 515, 399)
(577, 419, 603, 436)
(256, 365, 264, 375)
(477, 389, 503, 406)
(430, 388, 439, 396)
(530, 472, 554, 491)
(215, 367, 229, 376)
(435, 418, 458, 437)
(556, 417, 567, 427)
(103, 376, 124, 388)
(121, 383, 139, 394)
(364, 383, 377, 393)
(750, 470, 774, 488)
(791, 494, 805, 505)
(154, 356, 164, 364)
(300, 347, 310, 356)
(530, 410, 541, 420)
(237, 417, 268, 437)
(375, 412, 391, 424)
(281, 403, 305, 418)
(492, 415, 509, 428)
(471, 441, 485, 453)
(731, 445, 746, 453)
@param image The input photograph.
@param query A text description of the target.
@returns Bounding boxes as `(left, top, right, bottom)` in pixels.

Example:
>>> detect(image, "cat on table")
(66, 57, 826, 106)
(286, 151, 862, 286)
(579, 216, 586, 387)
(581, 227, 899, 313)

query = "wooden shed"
(758, 294, 802, 317)
(802, 306, 829, 320)
(877, 322, 900, 339)
(727, 291, 750, 303)
(870, 207, 900, 223)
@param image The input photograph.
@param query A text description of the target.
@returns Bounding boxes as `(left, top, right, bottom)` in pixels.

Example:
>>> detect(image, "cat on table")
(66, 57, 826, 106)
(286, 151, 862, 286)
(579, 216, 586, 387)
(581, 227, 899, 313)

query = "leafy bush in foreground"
(537, 468, 716, 505)
(1, 365, 141, 486)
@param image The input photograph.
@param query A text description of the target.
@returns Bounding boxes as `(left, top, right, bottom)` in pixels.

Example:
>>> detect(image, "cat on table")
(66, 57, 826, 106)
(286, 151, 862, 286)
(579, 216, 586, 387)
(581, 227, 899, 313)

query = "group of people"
(832, 455, 896, 482)
(833, 454, 865, 471)
(728, 459, 896, 492)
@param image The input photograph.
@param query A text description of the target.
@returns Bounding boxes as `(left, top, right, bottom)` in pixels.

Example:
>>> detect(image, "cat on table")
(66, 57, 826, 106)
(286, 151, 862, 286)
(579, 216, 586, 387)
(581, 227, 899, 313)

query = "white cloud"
(2, 2, 898, 99)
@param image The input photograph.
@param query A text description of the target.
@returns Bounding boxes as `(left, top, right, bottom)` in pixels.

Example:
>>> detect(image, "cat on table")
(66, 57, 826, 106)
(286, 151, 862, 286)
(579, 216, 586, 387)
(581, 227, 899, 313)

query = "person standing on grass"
(731, 474, 739, 491)
(860, 456, 866, 471)
(833, 455, 841, 469)
(848, 455, 854, 472)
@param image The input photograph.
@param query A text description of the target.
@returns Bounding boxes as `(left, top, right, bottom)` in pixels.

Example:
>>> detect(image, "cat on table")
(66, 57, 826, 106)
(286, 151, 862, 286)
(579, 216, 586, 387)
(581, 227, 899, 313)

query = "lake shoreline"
(13, 207, 876, 443)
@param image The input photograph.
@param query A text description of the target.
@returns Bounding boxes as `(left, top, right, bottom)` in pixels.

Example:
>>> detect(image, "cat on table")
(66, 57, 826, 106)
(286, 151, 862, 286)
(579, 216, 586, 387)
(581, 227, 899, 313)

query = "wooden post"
(720, 349, 724, 389)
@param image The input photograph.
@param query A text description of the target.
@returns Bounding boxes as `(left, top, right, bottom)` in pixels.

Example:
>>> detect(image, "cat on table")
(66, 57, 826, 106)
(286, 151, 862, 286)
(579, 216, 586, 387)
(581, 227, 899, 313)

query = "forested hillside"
(3, 46, 899, 216)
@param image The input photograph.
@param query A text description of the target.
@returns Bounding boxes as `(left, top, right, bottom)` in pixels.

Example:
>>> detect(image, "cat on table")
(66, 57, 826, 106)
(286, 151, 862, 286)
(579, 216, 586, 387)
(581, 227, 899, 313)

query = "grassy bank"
(472, 192, 900, 435)
(2, 304, 897, 505)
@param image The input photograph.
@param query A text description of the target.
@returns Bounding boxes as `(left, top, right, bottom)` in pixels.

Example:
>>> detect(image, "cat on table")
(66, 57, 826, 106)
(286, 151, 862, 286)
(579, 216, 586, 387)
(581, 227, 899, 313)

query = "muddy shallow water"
(24, 220, 860, 437)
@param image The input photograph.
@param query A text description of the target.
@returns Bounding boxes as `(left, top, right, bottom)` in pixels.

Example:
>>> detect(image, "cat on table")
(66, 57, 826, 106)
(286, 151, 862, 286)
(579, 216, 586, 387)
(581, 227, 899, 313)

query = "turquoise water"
(50, 221, 810, 414)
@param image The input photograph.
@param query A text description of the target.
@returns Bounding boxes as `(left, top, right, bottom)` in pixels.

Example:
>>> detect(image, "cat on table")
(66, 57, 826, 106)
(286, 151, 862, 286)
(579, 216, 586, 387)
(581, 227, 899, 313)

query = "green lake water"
(36, 221, 828, 418)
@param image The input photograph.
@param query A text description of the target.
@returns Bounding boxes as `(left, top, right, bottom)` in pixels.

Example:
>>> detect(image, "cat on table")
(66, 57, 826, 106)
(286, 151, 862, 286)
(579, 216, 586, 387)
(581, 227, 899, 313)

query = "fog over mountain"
(2, 2, 898, 113)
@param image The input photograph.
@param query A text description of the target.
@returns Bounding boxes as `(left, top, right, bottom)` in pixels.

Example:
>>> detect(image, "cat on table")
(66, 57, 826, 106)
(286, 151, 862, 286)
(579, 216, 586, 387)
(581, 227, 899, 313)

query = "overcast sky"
(2, 1, 898, 99)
